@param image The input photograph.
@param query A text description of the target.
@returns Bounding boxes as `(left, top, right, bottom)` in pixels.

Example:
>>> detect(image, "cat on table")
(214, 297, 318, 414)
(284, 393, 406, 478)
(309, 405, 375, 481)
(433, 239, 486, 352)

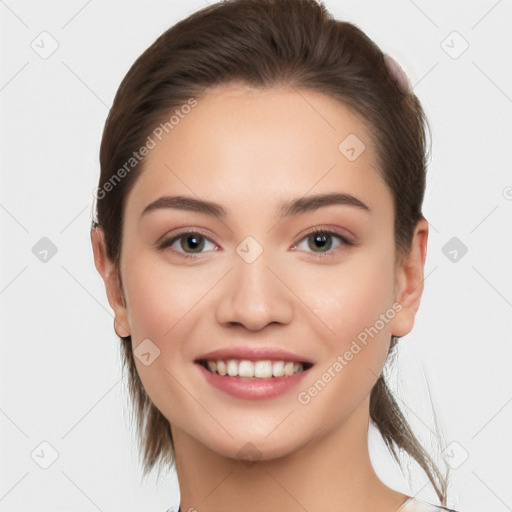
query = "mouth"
(195, 358, 314, 379)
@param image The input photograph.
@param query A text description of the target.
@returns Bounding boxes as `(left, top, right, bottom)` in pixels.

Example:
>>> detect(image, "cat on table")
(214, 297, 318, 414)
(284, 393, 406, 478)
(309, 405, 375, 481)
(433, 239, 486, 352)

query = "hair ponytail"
(370, 336, 448, 504)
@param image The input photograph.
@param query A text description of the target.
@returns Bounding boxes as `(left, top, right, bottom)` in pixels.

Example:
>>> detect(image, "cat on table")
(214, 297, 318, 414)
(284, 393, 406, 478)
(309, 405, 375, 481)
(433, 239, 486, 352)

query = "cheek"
(299, 249, 396, 345)
(121, 252, 212, 341)
(119, 252, 213, 417)
(293, 251, 396, 420)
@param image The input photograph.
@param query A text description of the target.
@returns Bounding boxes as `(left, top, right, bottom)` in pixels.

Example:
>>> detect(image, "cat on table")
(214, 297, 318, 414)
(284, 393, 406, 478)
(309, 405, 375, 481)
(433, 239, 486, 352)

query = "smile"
(198, 359, 313, 379)
(195, 358, 314, 400)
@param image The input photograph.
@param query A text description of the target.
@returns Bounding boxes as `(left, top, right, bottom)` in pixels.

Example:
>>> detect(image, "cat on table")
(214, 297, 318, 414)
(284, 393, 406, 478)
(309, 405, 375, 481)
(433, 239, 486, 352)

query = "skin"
(92, 83, 428, 512)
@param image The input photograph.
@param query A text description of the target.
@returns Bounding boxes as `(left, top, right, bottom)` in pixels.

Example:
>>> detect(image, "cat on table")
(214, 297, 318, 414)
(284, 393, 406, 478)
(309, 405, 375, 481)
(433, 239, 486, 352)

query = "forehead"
(125, 83, 391, 220)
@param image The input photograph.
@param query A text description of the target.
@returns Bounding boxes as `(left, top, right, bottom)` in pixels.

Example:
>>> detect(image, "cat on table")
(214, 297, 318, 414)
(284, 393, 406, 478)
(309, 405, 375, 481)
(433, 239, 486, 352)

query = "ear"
(90, 226, 130, 337)
(389, 217, 429, 338)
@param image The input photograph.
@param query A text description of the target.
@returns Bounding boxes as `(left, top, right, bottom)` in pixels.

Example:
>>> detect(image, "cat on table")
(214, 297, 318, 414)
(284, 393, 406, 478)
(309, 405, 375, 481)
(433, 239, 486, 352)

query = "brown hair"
(93, 0, 448, 503)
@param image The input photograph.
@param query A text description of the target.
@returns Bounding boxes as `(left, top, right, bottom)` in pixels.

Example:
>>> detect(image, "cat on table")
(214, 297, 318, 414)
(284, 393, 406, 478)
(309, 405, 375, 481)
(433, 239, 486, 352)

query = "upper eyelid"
(155, 226, 213, 245)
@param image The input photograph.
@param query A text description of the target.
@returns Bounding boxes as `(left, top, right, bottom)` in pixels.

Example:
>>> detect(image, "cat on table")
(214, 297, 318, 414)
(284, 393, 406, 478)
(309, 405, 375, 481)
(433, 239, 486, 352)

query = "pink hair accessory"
(383, 53, 412, 95)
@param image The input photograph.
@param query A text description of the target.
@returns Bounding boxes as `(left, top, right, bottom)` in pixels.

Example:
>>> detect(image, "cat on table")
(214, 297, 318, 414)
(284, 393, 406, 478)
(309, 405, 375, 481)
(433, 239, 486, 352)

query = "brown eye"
(179, 233, 206, 253)
(307, 232, 333, 252)
(294, 229, 353, 257)
(158, 231, 217, 258)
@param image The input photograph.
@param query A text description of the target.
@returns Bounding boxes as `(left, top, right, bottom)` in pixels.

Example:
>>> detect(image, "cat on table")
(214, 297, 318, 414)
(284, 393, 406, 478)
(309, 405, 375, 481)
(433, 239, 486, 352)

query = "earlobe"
(90, 227, 131, 338)
(389, 218, 429, 338)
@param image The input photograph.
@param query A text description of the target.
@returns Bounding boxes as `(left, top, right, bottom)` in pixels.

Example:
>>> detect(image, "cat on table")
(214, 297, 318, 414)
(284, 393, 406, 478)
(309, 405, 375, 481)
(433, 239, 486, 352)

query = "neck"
(171, 397, 408, 512)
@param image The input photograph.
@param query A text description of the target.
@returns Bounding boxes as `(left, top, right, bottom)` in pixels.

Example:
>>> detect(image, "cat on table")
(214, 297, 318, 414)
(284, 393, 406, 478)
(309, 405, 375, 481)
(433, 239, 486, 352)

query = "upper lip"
(195, 346, 314, 365)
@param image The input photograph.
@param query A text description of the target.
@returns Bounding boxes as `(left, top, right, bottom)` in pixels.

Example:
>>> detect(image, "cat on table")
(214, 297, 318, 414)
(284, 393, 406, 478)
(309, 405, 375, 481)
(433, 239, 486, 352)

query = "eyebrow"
(140, 192, 371, 220)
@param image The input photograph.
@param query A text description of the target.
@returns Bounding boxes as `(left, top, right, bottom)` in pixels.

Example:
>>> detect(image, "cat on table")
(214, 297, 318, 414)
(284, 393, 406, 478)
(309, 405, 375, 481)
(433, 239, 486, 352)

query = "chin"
(203, 429, 309, 464)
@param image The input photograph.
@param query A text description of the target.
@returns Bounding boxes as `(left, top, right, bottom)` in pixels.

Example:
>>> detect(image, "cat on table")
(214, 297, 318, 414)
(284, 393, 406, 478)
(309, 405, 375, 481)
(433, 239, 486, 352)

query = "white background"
(1, 1, 511, 511)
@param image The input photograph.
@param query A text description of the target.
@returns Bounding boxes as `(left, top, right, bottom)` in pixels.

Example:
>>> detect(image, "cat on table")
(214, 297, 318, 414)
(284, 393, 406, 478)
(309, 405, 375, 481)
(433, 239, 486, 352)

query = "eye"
(157, 227, 354, 260)
(157, 231, 217, 258)
(293, 228, 353, 257)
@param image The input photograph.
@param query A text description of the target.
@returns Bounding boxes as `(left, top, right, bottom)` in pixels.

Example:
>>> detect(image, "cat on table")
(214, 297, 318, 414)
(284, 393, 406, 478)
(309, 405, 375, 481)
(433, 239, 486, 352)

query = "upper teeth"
(205, 359, 304, 378)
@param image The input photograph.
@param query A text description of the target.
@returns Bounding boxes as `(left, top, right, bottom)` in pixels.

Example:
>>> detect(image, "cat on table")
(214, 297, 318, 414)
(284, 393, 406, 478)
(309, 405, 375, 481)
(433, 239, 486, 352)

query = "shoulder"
(163, 507, 179, 512)
(398, 498, 461, 512)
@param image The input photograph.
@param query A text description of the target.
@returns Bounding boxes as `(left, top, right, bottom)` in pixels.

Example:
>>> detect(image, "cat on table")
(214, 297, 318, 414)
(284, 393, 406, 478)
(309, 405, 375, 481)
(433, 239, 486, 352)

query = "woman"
(91, 0, 459, 510)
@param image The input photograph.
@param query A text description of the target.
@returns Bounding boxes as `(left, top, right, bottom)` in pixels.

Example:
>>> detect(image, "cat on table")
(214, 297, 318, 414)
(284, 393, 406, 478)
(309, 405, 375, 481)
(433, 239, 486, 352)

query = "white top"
(165, 497, 458, 512)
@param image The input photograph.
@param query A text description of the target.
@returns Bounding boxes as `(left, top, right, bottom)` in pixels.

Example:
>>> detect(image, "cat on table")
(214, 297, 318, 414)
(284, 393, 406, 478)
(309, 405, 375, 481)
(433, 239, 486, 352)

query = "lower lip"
(196, 363, 311, 400)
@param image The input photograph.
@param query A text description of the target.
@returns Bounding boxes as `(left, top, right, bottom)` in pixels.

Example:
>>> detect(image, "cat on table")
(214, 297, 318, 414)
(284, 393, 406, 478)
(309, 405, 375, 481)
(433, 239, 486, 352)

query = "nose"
(215, 252, 294, 331)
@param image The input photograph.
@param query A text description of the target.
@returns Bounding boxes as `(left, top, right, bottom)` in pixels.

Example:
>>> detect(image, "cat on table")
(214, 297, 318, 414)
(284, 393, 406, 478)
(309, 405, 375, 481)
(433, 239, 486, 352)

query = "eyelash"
(157, 227, 354, 260)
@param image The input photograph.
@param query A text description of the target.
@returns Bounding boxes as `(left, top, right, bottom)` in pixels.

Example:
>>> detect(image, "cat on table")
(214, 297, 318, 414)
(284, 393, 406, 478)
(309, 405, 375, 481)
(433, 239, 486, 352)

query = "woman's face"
(116, 84, 410, 460)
